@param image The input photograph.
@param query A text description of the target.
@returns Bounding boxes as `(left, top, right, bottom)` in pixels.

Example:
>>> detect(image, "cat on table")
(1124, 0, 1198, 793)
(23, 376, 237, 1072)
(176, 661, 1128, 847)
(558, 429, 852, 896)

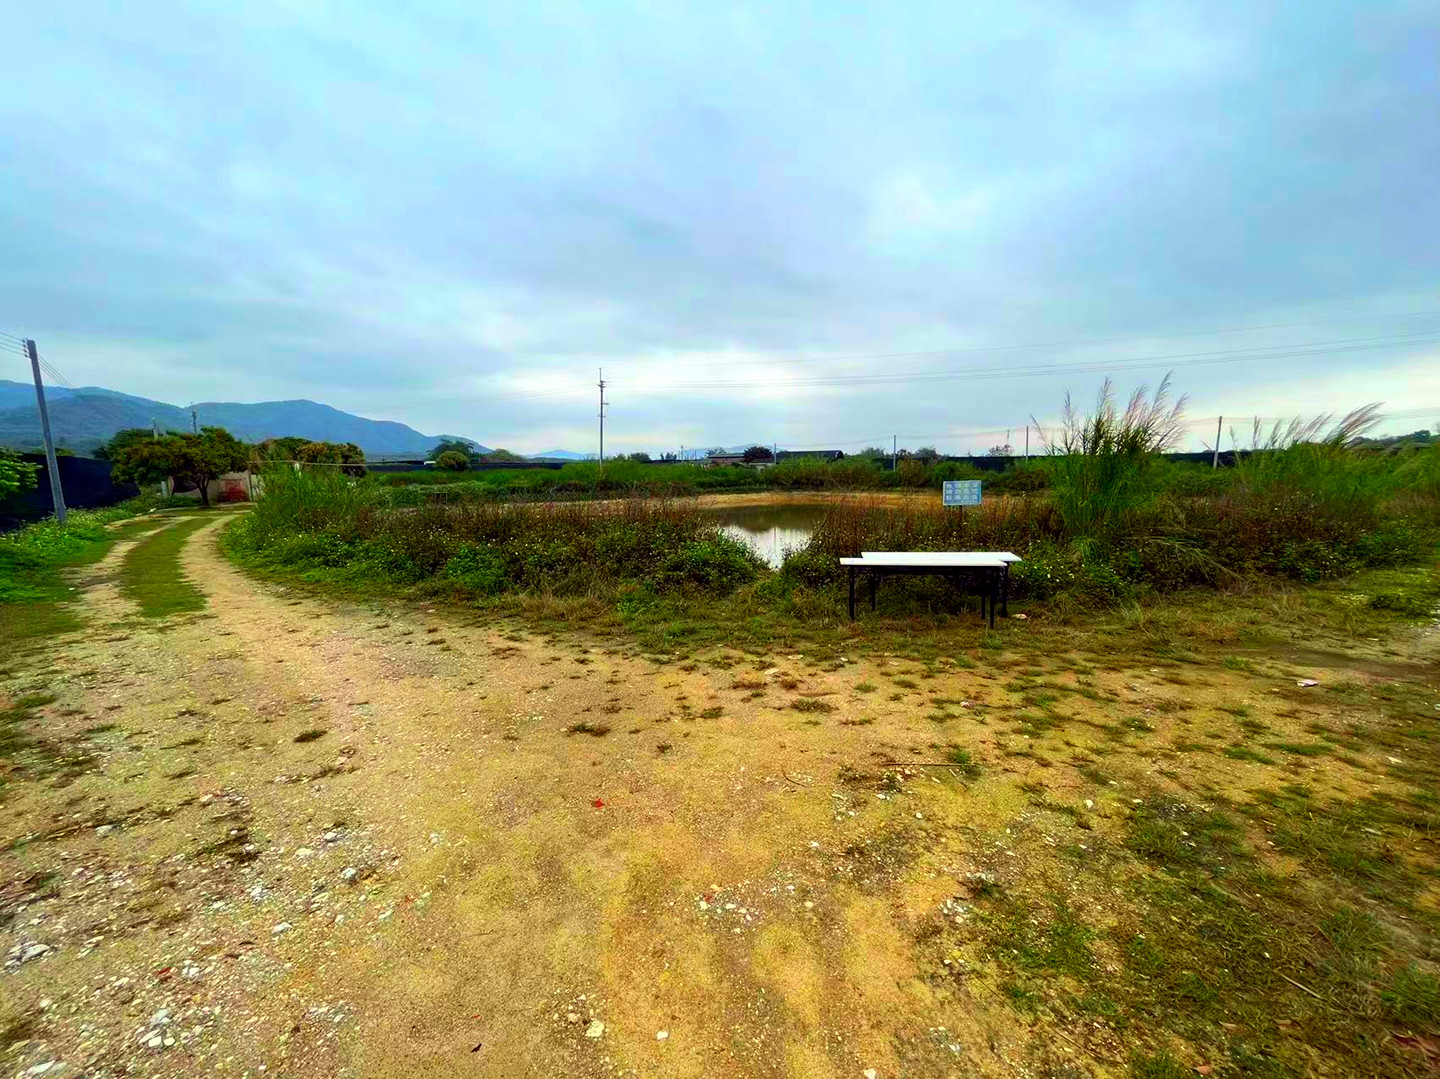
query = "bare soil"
(1, 513, 1436, 1078)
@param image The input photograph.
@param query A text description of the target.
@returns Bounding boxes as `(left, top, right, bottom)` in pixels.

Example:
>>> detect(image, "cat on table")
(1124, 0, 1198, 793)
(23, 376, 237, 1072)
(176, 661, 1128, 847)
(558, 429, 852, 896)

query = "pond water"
(704, 503, 828, 568)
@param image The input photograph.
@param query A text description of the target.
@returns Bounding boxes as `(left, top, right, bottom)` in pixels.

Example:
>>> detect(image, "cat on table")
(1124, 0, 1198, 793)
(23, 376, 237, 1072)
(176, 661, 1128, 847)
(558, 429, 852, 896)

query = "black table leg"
(870, 569, 877, 611)
(848, 565, 856, 620)
(1001, 564, 1010, 617)
(988, 568, 997, 630)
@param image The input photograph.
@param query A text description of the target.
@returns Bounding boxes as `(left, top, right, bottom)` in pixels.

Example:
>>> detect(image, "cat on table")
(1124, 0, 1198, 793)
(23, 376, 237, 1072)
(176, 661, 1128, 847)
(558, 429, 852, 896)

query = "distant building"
(775, 449, 846, 462)
(704, 453, 748, 468)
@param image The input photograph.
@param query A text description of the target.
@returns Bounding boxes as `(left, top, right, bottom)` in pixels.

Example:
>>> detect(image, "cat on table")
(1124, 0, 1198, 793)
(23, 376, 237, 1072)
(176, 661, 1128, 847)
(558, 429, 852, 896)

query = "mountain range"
(0, 381, 487, 457)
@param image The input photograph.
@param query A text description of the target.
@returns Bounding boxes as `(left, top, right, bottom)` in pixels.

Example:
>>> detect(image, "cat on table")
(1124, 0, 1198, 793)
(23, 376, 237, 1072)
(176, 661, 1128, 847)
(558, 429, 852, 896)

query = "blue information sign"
(942, 479, 982, 507)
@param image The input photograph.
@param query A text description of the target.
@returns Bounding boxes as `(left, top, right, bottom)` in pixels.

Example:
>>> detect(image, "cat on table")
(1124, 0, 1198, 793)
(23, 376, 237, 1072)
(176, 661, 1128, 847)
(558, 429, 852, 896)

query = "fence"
(0, 454, 140, 532)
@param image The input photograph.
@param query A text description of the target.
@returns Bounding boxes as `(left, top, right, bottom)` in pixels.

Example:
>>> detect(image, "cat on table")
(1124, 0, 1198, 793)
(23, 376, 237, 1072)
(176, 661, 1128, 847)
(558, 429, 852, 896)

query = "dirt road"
(3, 512, 1431, 1078)
(0, 514, 1041, 1077)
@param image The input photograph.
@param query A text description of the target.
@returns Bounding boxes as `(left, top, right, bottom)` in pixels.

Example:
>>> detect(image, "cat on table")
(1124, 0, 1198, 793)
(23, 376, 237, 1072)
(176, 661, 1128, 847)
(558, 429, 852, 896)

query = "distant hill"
(532, 449, 595, 461)
(0, 380, 487, 457)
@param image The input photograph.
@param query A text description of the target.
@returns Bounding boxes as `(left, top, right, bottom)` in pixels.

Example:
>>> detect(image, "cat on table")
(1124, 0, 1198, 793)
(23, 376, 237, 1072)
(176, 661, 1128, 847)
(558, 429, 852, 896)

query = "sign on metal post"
(942, 480, 982, 507)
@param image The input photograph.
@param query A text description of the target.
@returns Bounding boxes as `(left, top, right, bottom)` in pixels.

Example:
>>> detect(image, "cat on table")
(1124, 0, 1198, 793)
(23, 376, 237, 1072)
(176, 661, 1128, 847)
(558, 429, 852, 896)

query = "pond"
(703, 503, 829, 568)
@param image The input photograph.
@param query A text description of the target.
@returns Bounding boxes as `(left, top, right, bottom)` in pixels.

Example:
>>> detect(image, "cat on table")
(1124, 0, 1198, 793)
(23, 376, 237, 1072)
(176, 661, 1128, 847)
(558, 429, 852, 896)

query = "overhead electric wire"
(609, 331, 1440, 395)
(632, 309, 1440, 373)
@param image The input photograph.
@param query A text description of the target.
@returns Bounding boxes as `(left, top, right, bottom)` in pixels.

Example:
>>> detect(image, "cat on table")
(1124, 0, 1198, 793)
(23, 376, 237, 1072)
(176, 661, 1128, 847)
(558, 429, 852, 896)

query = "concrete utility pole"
(1024, 425, 1030, 461)
(892, 435, 897, 472)
(1212, 415, 1223, 469)
(25, 339, 66, 524)
(151, 418, 169, 496)
(597, 368, 608, 465)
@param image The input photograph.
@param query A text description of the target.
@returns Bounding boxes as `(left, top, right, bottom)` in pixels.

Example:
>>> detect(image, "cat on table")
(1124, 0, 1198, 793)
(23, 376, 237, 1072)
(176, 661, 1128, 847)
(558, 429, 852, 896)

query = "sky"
(2, 1, 1438, 456)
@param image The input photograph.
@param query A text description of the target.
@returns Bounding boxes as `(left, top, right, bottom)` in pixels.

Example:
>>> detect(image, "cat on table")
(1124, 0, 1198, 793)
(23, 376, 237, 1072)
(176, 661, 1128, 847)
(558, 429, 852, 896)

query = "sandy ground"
(1, 513, 1431, 1078)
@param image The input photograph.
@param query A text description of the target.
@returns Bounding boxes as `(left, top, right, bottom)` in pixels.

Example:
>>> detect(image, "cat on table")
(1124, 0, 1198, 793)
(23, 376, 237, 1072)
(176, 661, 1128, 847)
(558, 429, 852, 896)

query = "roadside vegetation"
(0, 495, 171, 650)
(225, 382, 1440, 645)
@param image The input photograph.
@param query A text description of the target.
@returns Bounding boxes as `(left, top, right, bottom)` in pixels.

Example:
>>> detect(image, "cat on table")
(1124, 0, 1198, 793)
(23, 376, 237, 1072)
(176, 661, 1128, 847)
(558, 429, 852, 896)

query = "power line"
(610, 331, 1440, 395)
(623, 309, 1440, 373)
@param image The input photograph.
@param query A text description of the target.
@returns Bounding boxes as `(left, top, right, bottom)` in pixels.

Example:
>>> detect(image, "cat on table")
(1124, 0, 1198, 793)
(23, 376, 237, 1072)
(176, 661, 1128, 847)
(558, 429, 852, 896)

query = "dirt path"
(3, 514, 1434, 1077)
(0, 515, 1022, 1078)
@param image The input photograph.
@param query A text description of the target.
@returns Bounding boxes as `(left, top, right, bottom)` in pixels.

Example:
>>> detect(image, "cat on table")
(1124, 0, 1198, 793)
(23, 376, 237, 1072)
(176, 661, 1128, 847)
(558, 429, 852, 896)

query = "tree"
(110, 427, 249, 507)
(430, 439, 474, 460)
(986, 443, 1013, 457)
(293, 440, 366, 476)
(741, 445, 774, 463)
(434, 449, 469, 471)
(626, 451, 653, 462)
(0, 449, 38, 500)
(855, 446, 887, 460)
(913, 445, 941, 463)
(481, 448, 525, 462)
(95, 428, 158, 462)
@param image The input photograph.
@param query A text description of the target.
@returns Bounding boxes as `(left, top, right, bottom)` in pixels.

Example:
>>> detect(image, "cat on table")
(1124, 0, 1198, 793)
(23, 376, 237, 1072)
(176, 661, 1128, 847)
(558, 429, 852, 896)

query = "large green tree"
(95, 427, 159, 462)
(111, 427, 249, 507)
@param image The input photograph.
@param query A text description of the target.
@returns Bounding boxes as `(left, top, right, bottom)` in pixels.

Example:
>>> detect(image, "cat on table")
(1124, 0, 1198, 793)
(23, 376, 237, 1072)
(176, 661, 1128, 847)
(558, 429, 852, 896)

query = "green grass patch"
(0, 499, 167, 648)
(119, 516, 214, 618)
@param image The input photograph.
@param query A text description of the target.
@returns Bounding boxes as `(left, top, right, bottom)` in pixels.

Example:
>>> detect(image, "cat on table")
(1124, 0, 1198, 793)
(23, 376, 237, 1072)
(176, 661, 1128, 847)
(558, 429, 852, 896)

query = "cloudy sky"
(3, 1, 1437, 455)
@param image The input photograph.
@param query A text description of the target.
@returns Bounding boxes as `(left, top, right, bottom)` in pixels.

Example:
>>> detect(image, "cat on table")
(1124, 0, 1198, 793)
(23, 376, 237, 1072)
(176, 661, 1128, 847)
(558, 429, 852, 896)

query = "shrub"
(653, 537, 762, 593)
(442, 544, 508, 594)
(434, 450, 469, 471)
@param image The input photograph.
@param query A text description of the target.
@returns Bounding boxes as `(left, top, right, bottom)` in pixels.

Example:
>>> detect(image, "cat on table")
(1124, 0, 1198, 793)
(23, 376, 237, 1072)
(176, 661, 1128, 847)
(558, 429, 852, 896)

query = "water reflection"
(705, 503, 828, 568)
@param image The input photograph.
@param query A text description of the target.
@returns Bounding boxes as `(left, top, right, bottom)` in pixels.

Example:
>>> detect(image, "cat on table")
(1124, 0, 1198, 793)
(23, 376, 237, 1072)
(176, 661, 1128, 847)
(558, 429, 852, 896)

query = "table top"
(841, 554, 1008, 568)
(857, 550, 1020, 564)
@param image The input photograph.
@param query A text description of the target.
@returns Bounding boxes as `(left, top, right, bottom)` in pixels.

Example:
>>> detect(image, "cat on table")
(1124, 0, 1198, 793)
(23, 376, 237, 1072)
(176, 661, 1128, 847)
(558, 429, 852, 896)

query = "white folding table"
(840, 552, 1019, 627)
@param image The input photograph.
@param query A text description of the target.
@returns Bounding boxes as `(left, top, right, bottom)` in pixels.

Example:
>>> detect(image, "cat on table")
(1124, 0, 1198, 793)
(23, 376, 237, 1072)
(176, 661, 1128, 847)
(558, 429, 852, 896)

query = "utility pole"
(892, 435, 897, 473)
(25, 339, 67, 524)
(151, 418, 169, 496)
(1212, 415, 1223, 469)
(190, 405, 198, 434)
(597, 368, 607, 465)
(1024, 425, 1030, 461)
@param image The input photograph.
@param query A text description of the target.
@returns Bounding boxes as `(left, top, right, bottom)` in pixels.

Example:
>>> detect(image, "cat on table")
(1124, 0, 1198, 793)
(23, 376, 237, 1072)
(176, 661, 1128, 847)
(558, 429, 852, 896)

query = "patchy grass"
(790, 697, 836, 714)
(1382, 964, 1440, 1027)
(0, 503, 168, 649)
(119, 515, 214, 618)
(207, 489, 1440, 1075)
(944, 746, 983, 778)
